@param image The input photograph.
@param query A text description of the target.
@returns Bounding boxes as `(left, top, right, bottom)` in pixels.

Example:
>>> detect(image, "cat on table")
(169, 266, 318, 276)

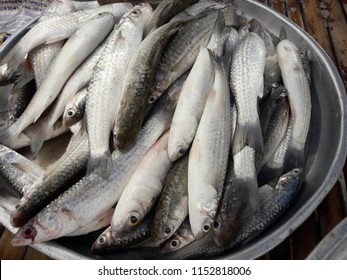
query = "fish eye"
(98, 235, 106, 244)
(162, 224, 174, 236)
(203, 222, 211, 232)
(293, 169, 300, 174)
(170, 239, 180, 248)
(177, 147, 187, 156)
(21, 224, 36, 239)
(131, 10, 140, 16)
(148, 96, 156, 103)
(213, 221, 220, 229)
(15, 204, 21, 210)
(128, 212, 141, 226)
(67, 109, 75, 117)
(97, 13, 103, 17)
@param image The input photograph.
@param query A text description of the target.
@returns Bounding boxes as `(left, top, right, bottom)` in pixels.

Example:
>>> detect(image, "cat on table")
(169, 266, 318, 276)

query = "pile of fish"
(0, 0, 311, 259)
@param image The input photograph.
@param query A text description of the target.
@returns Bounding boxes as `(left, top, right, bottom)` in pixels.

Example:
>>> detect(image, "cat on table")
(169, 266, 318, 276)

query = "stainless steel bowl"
(0, 0, 346, 259)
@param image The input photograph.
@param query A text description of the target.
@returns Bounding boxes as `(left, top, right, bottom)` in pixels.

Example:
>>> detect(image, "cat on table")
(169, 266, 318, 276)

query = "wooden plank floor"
(0, 0, 347, 260)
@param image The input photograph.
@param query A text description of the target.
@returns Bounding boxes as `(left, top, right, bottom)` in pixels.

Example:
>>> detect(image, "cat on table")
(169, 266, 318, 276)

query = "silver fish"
(28, 0, 76, 87)
(150, 9, 219, 102)
(170, 168, 304, 259)
(10, 77, 181, 246)
(111, 130, 172, 233)
(144, 0, 198, 37)
(10, 125, 89, 228)
(0, 3, 133, 78)
(230, 32, 266, 156)
(168, 48, 214, 161)
(151, 153, 189, 246)
(188, 57, 231, 240)
(86, 4, 153, 171)
(277, 39, 311, 168)
(114, 16, 191, 151)
(0, 12, 116, 148)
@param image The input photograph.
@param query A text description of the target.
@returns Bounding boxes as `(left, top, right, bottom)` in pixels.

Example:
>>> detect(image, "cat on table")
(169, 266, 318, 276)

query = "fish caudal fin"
(232, 120, 264, 157)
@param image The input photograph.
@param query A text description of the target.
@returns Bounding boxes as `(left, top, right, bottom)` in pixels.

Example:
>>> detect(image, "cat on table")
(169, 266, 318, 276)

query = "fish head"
(63, 105, 79, 127)
(113, 202, 146, 233)
(152, 221, 177, 247)
(91, 228, 113, 254)
(11, 205, 72, 246)
(275, 168, 304, 195)
(120, 3, 153, 32)
(160, 233, 186, 254)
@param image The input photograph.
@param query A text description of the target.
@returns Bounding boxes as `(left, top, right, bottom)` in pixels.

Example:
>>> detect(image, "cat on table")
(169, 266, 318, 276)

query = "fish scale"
(86, 4, 153, 171)
(230, 32, 266, 157)
(150, 10, 219, 101)
(11, 74, 183, 246)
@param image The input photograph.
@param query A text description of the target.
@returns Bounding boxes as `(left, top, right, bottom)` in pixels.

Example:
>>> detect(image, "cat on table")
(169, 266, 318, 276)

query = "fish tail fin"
(23, 118, 50, 156)
(232, 120, 264, 157)
(285, 146, 305, 171)
(87, 152, 111, 174)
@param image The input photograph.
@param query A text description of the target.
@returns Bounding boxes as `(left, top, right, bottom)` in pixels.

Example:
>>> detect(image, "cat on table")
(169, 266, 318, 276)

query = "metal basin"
(0, 0, 347, 259)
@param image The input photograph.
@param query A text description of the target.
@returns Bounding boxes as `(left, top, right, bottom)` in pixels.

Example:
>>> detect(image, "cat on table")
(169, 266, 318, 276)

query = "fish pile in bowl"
(0, 0, 312, 259)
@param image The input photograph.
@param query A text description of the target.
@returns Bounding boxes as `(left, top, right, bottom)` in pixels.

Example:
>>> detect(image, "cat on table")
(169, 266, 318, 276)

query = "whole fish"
(63, 87, 88, 127)
(188, 57, 231, 240)
(28, 0, 77, 87)
(86, 4, 153, 171)
(258, 117, 294, 187)
(111, 130, 172, 233)
(0, 3, 133, 78)
(160, 218, 195, 253)
(150, 10, 219, 102)
(168, 48, 214, 161)
(151, 153, 188, 246)
(277, 39, 311, 168)
(28, 40, 108, 155)
(170, 168, 304, 259)
(143, 0, 199, 37)
(260, 97, 289, 170)
(230, 32, 266, 157)
(10, 76, 182, 246)
(114, 16, 192, 151)
(10, 126, 89, 228)
(92, 212, 152, 255)
(0, 144, 44, 196)
(0, 12, 115, 147)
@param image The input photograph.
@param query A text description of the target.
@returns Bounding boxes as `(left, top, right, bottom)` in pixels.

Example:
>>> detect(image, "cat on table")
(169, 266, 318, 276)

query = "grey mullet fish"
(28, 0, 76, 88)
(143, 0, 199, 37)
(10, 124, 89, 228)
(114, 15, 196, 150)
(0, 12, 116, 148)
(170, 168, 304, 259)
(10, 74, 183, 246)
(277, 39, 311, 168)
(0, 3, 133, 79)
(86, 4, 153, 171)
